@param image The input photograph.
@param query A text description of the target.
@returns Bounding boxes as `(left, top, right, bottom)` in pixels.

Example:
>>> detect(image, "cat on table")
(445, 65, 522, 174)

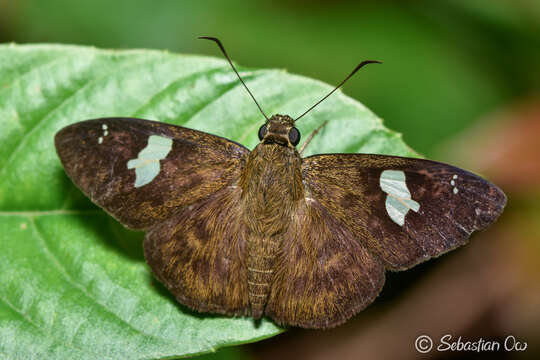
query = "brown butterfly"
(54, 37, 506, 329)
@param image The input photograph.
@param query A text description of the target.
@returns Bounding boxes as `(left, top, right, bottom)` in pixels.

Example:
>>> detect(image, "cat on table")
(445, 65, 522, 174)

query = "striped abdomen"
(246, 234, 280, 318)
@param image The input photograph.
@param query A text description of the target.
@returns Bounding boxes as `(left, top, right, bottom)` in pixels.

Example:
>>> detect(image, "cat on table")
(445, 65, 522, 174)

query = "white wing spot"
(127, 135, 173, 188)
(98, 123, 109, 144)
(451, 174, 459, 194)
(379, 170, 420, 226)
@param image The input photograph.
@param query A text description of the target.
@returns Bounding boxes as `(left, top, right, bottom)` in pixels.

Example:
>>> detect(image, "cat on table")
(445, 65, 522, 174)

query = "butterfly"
(54, 37, 506, 329)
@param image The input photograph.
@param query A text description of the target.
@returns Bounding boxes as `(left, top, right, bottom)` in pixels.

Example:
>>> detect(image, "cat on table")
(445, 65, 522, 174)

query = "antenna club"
(199, 36, 269, 121)
(294, 59, 382, 122)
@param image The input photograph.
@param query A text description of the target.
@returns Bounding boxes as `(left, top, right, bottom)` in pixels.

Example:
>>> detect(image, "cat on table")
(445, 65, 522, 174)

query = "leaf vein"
(0, 293, 43, 332)
(130, 66, 229, 117)
(183, 70, 267, 128)
(0, 292, 87, 355)
(0, 54, 68, 97)
(0, 210, 102, 217)
(29, 218, 171, 344)
(0, 55, 151, 178)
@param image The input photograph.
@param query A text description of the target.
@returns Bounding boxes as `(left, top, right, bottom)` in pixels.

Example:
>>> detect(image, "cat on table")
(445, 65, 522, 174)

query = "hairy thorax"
(240, 142, 304, 318)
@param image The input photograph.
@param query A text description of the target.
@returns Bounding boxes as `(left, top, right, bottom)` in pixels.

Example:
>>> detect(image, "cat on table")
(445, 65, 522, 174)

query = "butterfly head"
(258, 114, 301, 148)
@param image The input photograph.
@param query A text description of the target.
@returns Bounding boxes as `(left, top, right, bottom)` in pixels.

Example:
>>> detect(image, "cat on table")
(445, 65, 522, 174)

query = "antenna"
(199, 36, 269, 121)
(294, 60, 382, 122)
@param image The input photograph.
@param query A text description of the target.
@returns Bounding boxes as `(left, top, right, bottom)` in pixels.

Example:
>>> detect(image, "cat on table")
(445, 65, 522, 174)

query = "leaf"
(0, 43, 417, 359)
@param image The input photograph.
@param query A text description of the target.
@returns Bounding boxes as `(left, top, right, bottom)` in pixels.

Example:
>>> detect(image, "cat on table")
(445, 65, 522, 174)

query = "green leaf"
(0, 43, 416, 359)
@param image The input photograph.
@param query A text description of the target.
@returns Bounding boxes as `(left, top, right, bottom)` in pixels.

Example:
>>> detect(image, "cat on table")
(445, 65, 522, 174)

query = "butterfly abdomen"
(241, 143, 304, 318)
(246, 235, 279, 318)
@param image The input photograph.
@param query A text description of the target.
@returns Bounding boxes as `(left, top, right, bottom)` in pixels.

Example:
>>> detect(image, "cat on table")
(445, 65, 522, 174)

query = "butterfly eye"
(288, 127, 301, 146)
(258, 124, 267, 141)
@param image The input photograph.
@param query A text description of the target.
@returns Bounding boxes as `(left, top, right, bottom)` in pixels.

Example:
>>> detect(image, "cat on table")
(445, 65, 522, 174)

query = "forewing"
(302, 154, 507, 270)
(55, 118, 248, 229)
(144, 186, 249, 315)
(265, 199, 385, 329)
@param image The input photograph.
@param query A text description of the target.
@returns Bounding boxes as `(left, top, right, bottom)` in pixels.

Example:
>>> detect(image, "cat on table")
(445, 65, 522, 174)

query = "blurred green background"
(3, 0, 540, 156)
(2, 1, 539, 359)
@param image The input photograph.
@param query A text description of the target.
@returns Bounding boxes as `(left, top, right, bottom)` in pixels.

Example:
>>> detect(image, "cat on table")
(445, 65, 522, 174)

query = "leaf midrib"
(0, 210, 102, 217)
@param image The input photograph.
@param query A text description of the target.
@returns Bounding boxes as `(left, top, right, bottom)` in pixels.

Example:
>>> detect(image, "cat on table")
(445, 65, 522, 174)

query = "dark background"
(2, 1, 539, 359)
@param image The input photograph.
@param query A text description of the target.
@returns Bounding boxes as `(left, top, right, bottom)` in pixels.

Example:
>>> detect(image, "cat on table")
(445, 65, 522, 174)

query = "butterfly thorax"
(240, 116, 304, 318)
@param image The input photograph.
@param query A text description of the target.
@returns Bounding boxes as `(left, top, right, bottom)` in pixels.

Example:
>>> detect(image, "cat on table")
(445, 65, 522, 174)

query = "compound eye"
(258, 124, 267, 141)
(288, 127, 301, 146)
